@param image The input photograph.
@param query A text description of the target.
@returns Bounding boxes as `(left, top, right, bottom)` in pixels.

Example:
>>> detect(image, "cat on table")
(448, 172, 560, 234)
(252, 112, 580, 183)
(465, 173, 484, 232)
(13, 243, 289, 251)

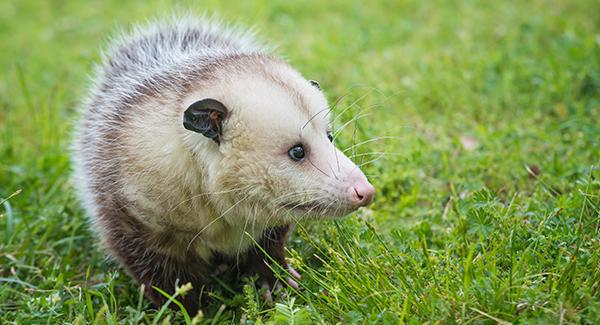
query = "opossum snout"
(346, 171, 375, 208)
(349, 182, 375, 207)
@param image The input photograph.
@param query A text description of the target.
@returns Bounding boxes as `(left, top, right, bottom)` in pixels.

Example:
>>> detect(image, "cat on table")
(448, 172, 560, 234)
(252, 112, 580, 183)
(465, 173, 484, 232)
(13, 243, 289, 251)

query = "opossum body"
(72, 17, 374, 312)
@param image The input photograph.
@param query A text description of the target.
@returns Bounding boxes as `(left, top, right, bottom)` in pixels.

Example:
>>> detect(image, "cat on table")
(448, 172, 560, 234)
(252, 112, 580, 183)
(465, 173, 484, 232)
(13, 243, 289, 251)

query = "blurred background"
(0, 0, 598, 323)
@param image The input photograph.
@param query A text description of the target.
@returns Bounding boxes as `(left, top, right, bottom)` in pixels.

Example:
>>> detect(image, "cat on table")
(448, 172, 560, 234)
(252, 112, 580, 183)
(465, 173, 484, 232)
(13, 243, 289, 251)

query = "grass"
(1, 0, 599, 323)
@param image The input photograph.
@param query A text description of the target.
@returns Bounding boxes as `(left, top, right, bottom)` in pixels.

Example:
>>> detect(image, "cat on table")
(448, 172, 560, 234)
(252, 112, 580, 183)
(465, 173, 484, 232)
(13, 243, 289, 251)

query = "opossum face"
(183, 64, 374, 221)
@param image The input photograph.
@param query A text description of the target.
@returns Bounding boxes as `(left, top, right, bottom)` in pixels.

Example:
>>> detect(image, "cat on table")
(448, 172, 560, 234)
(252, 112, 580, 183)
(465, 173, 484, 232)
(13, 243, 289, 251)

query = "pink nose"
(350, 181, 375, 207)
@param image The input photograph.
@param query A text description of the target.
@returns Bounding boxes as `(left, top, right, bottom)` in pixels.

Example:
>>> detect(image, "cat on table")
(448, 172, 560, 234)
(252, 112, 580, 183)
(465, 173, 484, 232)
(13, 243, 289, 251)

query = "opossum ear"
(183, 98, 228, 144)
(308, 80, 320, 89)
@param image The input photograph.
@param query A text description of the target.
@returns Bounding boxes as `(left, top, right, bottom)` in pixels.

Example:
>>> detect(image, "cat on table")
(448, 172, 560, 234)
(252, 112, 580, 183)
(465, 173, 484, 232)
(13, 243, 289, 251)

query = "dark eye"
(288, 144, 305, 161)
(327, 131, 333, 142)
(308, 80, 320, 89)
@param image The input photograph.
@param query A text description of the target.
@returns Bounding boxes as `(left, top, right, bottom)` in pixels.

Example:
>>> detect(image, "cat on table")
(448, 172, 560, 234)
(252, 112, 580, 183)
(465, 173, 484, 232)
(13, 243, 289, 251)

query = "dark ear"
(183, 98, 228, 144)
(308, 80, 320, 89)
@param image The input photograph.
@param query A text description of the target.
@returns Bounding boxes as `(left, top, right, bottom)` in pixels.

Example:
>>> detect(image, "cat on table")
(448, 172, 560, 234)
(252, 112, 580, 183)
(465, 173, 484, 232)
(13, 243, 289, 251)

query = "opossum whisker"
(186, 193, 252, 252)
(252, 191, 307, 237)
(333, 104, 383, 166)
(307, 198, 335, 219)
(331, 94, 347, 111)
(331, 92, 370, 125)
(301, 107, 330, 132)
(235, 206, 255, 268)
(198, 186, 255, 197)
(271, 193, 323, 213)
(333, 200, 341, 219)
(285, 198, 323, 220)
(113, 163, 231, 211)
(168, 185, 253, 213)
(350, 151, 403, 158)
(249, 202, 277, 251)
(267, 189, 323, 220)
(269, 188, 321, 202)
(308, 157, 331, 178)
(342, 136, 405, 154)
(351, 119, 359, 165)
(356, 154, 387, 169)
(266, 190, 324, 224)
(331, 132, 342, 174)
(297, 196, 336, 220)
(270, 189, 322, 205)
(335, 147, 341, 174)
(324, 200, 340, 218)
(331, 108, 372, 173)
(331, 102, 383, 137)
(347, 134, 408, 165)
(332, 112, 372, 138)
(326, 160, 339, 180)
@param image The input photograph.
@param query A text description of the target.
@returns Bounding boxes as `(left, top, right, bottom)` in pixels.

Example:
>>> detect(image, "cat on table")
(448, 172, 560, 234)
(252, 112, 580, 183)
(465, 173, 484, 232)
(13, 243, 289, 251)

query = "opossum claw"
(287, 265, 301, 280)
(261, 281, 273, 302)
(274, 281, 284, 292)
(286, 277, 299, 289)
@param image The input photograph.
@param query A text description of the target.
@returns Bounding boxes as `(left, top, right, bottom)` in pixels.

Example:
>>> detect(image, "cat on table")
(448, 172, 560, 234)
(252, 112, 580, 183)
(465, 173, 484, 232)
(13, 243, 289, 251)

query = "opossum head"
(182, 58, 374, 223)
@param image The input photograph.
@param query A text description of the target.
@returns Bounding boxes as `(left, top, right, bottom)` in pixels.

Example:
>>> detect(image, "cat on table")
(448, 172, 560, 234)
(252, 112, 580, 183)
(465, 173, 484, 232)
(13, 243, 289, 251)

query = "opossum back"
(102, 16, 267, 81)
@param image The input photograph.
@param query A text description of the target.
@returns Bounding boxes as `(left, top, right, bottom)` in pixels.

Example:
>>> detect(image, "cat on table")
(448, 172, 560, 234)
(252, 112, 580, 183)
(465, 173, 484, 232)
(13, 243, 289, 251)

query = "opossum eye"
(183, 98, 228, 144)
(308, 80, 320, 89)
(288, 144, 305, 161)
(327, 131, 333, 142)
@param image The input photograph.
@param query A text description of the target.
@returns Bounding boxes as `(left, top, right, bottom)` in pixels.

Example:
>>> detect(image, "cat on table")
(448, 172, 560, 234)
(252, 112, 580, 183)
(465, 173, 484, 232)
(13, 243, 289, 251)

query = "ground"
(1, 0, 599, 323)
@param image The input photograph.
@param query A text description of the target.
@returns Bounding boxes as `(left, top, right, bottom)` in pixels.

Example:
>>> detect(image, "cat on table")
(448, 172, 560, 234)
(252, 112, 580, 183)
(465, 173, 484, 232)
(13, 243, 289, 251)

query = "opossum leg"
(138, 254, 206, 314)
(245, 224, 300, 295)
(106, 229, 206, 314)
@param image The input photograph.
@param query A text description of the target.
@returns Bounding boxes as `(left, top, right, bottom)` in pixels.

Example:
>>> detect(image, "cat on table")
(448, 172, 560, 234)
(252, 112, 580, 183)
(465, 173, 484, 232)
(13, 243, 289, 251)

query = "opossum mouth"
(280, 200, 354, 218)
(281, 201, 328, 212)
(283, 201, 355, 216)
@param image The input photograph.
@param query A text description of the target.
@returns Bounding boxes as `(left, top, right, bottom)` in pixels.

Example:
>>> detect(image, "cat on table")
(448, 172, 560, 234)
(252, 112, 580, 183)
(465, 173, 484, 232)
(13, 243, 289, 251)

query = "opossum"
(71, 16, 374, 312)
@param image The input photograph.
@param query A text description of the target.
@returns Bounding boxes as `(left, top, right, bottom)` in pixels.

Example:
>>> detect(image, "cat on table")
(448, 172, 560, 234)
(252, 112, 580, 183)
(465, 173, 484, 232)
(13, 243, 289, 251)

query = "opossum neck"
(189, 216, 269, 259)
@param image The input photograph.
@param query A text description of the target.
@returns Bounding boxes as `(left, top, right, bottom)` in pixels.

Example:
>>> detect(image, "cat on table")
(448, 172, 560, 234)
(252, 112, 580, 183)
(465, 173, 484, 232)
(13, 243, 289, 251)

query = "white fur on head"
(178, 57, 373, 228)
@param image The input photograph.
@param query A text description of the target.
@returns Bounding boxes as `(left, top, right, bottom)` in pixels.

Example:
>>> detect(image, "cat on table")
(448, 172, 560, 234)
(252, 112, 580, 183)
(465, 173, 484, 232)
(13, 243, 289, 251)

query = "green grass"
(1, 0, 599, 323)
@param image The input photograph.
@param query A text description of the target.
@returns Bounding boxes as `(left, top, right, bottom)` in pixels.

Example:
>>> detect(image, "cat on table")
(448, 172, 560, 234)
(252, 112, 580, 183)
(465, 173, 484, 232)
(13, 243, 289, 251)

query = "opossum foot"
(260, 275, 297, 302)
(261, 281, 273, 302)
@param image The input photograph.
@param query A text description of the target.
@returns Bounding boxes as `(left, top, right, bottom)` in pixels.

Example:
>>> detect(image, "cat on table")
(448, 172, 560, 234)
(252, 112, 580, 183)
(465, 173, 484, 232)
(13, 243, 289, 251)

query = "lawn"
(1, 0, 599, 323)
